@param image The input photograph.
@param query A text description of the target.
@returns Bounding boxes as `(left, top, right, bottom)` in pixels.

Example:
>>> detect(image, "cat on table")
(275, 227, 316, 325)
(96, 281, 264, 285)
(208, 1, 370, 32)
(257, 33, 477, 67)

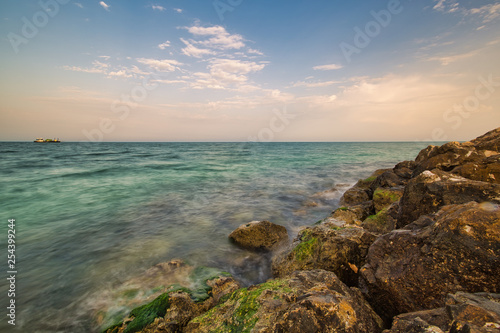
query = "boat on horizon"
(34, 138, 61, 143)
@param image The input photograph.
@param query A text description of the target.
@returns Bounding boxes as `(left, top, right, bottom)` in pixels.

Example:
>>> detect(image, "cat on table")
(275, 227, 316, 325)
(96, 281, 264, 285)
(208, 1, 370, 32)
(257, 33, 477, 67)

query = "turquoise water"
(0, 142, 432, 332)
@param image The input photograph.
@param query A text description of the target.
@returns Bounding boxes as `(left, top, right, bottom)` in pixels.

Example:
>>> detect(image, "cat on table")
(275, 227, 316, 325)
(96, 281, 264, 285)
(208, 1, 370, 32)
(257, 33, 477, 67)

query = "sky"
(0, 0, 499, 142)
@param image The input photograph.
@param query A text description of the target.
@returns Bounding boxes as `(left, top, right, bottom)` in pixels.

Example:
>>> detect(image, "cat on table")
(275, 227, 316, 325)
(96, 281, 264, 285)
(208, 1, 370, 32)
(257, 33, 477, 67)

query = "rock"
(103, 266, 240, 333)
(340, 187, 372, 206)
(398, 169, 500, 227)
(272, 225, 376, 286)
(228, 220, 288, 251)
(360, 202, 500, 322)
(469, 127, 500, 152)
(384, 292, 500, 333)
(332, 201, 374, 225)
(185, 269, 384, 333)
(371, 170, 408, 190)
(372, 187, 403, 213)
(362, 202, 399, 234)
(452, 155, 500, 184)
(393, 161, 416, 179)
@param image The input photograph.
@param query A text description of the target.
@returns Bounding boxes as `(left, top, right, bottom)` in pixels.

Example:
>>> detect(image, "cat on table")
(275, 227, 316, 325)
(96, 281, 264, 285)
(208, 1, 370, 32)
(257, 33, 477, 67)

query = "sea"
(0, 141, 436, 332)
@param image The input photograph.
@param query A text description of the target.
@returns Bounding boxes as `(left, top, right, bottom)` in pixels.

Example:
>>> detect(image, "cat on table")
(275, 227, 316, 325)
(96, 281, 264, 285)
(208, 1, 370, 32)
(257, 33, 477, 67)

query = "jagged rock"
(393, 160, 416, 179)
(383, 292, 500, 333)
(452, 154, 500, 184)
(371, 170, 408, 190)
(469, 127, 500, 152)
(362, 202, 399, 234)
(398, 169, 500, 227)
(360, 202, 500, 322)
(272, 225, 376, 286)
(228, 220, 288, 251)
(185, 270, 384, 333)
(339, 169, 389, 207)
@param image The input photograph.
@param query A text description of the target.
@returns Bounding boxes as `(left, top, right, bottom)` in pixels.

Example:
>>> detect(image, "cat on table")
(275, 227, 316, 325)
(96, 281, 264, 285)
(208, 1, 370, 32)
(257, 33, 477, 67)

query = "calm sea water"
(0, 142, 433, 332)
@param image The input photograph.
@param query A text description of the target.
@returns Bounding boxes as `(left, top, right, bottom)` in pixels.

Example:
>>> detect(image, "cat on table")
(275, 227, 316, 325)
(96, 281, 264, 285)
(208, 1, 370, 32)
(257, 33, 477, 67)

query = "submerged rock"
(228, 220, 289, 252)
(272, 224, 376, 286)
(185, 269, 384, 333)
(360, 202, 500, 322)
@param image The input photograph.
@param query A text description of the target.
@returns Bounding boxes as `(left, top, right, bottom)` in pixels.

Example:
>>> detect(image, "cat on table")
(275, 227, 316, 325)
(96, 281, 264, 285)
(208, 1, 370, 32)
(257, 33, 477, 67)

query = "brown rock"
(384, 292, 500, 333)
(452, 154, 500, 184)
(185, 270, 384, 333)
(228, 220, 288, 251)
(372, 187, 403, 213)
(362, 202, 399, 235)
(360, 202, 500, 322)
(398, 169, 500, 227)
(469, 127, 500, 152)
(272, 224, 376, 286)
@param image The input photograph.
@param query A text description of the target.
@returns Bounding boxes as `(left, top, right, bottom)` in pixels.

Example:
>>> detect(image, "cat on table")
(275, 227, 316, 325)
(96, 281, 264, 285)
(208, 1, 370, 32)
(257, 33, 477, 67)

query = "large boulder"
(398, 169, 500, 227)
(469, 127, 500, 152)
(228, 220, 288, 251)
(272, 224, 376, 286)
(185, 269, 384, 333)
(451, 154, 500, 184)
(360, 202, 500, 322)
(383, 292, 500, 333)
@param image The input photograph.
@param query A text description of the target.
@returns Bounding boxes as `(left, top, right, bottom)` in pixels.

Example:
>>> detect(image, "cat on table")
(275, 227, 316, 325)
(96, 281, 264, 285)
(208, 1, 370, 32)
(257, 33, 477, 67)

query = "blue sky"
(1, 0, 499, 141)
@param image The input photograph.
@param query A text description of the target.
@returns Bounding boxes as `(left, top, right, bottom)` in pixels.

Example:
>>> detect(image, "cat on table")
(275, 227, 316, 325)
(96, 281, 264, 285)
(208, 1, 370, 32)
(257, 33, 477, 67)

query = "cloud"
(248, 48, 264, 56)
(99, 1, 110, 11)
(74, 3, 83, 9)
(108, 70, 132, 78)
(151, 5, 166, 11)
(174, 8, 183, 13)
(180, 38, 215, 58)
(62, 65, 106, 74)
(468, 3, 500, 23)
(432, 0, 459, 13)
(293, 80, 340, 88)
(136, 58, 182, 72)
(186, 25, 245, 50)
(313, 64, 343, 71)
(98, 55, 111, 60)
(158, 41, 171, 50)
(426, 49, 478, 65)
(190, 59, 265, 90)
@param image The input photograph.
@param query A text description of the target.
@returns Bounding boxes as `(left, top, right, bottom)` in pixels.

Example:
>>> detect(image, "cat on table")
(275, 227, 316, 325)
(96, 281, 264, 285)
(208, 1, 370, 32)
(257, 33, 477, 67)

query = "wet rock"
(383, 292, 500, 333)
(185, 269, 384, 333)
(272, 224, 376, 286)
(331, 201, 374, 225)
(393, 160, 416, 179)
(228, 220, 288, 252)
(360, 202, 500, 322)
(398, 169, 500, 227)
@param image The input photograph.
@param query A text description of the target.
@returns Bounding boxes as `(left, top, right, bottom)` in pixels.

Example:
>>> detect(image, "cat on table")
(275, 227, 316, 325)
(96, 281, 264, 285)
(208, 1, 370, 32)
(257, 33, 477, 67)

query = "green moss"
(338, 206, 349, 211)
(189, 266, 232, 302)
(373, 188, 401, 204)
(190, 279, 293, 332)
(364, 208, 389, 227)
(362, 176, 377, 183)
(293, 236, 318, 261)
(123, 292, 171, 333)
(314, 220, 323, 225)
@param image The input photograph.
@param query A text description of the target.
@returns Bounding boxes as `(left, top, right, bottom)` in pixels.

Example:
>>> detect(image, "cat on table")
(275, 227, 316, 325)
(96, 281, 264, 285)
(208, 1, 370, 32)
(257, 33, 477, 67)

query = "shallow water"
(0, 141, 433, 332)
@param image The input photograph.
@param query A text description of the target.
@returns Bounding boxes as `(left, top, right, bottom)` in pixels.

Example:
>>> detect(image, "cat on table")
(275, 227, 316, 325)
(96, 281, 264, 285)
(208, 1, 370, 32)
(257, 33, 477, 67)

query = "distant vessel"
(34, 138, 61, 143)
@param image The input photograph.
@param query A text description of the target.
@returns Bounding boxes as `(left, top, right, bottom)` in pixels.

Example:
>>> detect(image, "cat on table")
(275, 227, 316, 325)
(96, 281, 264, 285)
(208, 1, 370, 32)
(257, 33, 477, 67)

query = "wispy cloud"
(99, 1, 110, 11)
(468, 3, 500, 23)
(74, 3, 83, 9)
(186, 25, 245, 50)
(432, 0, 459, 13)
(136, 58, 182, 72)
(426, 49, 479, 65)
(151, 5, 166, 11)
(313, 64, 343, 71)
(180, 38, 215, 58)
(174, 8, 183, 13)
(293, 80, 340, 88)
(158, 41, 171, 50)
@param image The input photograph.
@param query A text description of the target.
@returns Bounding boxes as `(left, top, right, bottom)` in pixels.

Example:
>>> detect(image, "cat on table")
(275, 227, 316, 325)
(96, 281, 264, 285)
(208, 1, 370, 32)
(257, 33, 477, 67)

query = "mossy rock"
(372, 188, 403, 213)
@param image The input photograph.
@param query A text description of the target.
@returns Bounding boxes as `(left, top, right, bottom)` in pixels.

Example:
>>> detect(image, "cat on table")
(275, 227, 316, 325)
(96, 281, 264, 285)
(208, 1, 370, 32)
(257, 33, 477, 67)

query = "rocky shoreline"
(104, 128, 500, 333)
